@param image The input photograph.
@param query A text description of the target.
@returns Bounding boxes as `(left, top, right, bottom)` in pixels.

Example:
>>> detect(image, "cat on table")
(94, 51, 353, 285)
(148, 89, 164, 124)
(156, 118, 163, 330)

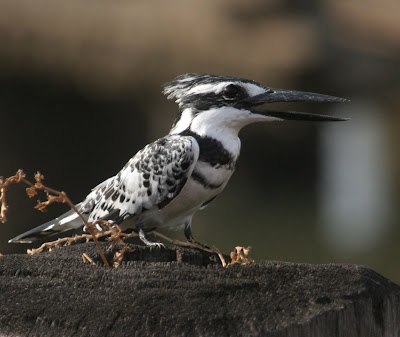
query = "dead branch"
(150, 231, 228, 267)
(27, 231, 113, 255)
(0, 170, 26, 223)
(0, 170, 110, 267)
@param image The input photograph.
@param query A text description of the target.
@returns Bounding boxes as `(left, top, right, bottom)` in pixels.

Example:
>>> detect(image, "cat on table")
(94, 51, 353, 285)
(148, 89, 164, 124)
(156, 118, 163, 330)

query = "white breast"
(138, 163, 233, 230)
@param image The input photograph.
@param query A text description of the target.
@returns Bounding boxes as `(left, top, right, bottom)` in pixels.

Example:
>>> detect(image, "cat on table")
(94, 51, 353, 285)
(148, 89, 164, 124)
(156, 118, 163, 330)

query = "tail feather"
(8, 204, 86, 243)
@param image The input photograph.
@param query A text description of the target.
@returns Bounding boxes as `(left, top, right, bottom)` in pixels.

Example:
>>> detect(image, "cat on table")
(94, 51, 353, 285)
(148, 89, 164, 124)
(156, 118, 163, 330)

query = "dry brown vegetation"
(0, 170, 254, 267)
(1, 170, 110, 267)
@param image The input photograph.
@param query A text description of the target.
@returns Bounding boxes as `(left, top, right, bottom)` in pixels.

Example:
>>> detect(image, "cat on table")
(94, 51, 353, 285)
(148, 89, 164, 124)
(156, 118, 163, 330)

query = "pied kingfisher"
(9, 74, 348, 247)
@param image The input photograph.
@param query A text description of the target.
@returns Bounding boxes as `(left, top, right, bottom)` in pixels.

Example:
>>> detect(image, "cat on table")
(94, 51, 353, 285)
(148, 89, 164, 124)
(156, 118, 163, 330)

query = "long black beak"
(239, 88, 350, 121)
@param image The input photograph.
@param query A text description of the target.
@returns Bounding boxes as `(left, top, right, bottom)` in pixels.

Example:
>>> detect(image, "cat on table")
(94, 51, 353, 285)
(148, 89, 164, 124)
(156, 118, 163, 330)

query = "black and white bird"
(9, 74, 348, 247)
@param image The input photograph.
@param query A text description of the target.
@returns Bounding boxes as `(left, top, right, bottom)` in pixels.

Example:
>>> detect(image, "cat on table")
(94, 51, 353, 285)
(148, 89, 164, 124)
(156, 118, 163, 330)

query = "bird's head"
(163, 74, 349, 136)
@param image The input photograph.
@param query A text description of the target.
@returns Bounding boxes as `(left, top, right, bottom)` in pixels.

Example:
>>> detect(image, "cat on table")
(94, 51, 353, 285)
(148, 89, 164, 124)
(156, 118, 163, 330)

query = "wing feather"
(83, 136, 198, 223)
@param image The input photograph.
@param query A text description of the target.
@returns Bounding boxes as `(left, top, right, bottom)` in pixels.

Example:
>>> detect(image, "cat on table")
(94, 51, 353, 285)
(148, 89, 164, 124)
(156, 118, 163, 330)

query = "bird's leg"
(136, 221, 165, 248)
(184, 223, 210, 249)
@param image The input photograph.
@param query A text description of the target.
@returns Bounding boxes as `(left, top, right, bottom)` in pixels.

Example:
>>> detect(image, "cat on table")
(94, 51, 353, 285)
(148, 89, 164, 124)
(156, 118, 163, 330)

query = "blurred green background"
(1, 0, 399, 282)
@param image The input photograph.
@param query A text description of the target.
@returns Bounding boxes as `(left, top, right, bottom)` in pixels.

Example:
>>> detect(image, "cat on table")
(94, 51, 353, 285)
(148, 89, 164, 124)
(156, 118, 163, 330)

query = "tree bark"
(0, 243, 399, 337)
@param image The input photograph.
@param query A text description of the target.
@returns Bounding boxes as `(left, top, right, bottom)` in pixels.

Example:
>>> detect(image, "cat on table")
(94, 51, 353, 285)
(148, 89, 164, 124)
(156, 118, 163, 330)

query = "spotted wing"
(82, 136, 199, 223)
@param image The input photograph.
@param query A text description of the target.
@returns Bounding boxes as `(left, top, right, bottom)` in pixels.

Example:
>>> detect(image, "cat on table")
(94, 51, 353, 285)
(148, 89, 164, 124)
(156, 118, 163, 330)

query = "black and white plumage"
(9, 74, 348, 247)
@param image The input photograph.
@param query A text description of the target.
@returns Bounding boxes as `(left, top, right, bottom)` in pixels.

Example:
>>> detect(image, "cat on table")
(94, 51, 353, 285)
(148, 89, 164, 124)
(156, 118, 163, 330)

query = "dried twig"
(0, 170, 110, 267)
(104, 225, 135, 268)
(27, 226, 255, 268)
(229, 246, 255, 266)
(82, 253, 96, 266)
(112, 245, 134, 268)
(150, 231, 228, 267)
(27, 231, 111, 255)
(0, 170, 26, 223)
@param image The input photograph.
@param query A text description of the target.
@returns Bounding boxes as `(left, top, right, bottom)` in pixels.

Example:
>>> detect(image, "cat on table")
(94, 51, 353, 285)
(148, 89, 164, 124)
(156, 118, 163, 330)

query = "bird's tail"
(8, 204, 86, 243)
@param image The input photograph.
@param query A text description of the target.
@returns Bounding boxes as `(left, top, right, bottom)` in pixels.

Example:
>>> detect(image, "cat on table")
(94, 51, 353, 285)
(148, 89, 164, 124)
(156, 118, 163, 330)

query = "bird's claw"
(150, 242, 165, 249)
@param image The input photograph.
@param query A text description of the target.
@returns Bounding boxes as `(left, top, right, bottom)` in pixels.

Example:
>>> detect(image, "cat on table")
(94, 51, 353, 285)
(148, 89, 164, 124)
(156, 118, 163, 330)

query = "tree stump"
(0, 243, 399, 337)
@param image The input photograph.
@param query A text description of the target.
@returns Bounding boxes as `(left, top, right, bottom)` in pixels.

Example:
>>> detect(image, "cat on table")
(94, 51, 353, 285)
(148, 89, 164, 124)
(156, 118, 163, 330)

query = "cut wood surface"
(0, 243, 399, 337)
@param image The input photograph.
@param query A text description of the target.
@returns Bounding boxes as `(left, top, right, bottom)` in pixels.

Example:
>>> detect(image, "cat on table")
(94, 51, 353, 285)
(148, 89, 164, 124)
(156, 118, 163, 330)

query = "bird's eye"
(223, 84, 240, 99)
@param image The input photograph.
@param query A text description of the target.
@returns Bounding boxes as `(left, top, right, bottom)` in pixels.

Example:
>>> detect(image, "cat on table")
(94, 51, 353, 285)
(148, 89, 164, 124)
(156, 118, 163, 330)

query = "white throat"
(170, 106, 278, 158)
(193, 106, 272, 157)
(190, 106, 255, 137)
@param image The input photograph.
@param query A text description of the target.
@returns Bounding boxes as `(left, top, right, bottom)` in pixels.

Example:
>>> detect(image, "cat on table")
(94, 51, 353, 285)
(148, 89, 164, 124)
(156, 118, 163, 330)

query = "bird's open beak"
(240, 88, 350, 121)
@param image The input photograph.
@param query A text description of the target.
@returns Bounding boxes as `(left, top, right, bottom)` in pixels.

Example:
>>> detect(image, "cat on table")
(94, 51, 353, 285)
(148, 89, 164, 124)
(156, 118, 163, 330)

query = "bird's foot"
(138, 227, 165, 248)
(148, 241, 166, 249)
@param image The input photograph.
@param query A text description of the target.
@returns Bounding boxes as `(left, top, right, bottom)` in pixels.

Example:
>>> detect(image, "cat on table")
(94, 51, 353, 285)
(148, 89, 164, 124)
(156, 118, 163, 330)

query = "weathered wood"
(0, 243, 399, 337)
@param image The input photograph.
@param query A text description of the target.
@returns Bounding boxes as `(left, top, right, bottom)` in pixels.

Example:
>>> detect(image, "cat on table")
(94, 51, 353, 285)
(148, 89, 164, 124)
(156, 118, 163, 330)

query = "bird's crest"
(162, 73, 260, 103)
